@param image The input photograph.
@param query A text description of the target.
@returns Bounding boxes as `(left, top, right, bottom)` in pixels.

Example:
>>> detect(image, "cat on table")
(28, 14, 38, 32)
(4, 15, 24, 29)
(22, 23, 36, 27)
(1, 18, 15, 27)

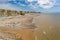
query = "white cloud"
(37, 0, 56, 9)
(38, 0, 49, 4)
(17, 2, 26, 6)
(26, 0, 39, 10)
(28, 3, 39, 10)
(27, 0, 37, 2)
(28, 4, 36, 9)
(27, 0, 34, 2)
(26, 0, 56, 9)
(20, 4, 26, 6)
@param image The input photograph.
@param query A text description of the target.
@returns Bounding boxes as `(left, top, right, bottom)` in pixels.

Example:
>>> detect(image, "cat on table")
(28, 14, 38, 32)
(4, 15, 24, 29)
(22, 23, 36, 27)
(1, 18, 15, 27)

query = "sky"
(0, 0, 60, 13)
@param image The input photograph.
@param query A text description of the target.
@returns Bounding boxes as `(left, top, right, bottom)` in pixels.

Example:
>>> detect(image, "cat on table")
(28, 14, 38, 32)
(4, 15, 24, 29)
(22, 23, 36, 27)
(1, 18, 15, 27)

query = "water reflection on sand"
(33, 14, 60, 40)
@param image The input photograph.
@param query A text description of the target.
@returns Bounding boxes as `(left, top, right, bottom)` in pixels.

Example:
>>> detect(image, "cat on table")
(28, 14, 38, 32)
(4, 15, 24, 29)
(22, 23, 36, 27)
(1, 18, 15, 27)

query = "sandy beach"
(0, 13, 60, 40)
(0, 13, 39, 40)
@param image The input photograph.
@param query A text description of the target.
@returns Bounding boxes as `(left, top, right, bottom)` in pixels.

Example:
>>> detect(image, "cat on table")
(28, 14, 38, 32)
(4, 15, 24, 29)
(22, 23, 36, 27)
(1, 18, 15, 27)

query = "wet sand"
(33, 14, 60, 40)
